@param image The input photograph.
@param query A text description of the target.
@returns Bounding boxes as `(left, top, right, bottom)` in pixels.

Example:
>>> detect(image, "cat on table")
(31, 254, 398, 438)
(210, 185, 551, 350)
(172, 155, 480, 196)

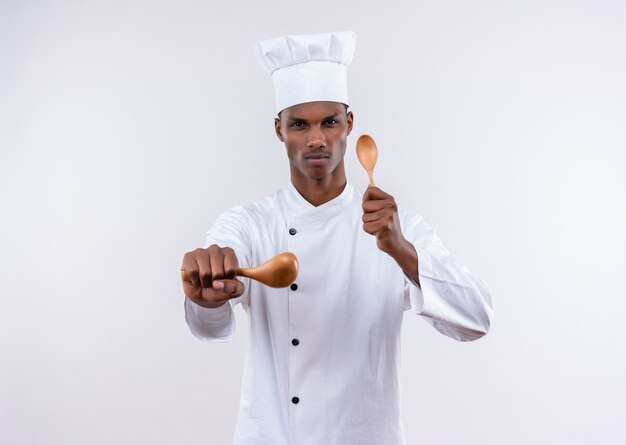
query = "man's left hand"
(362, 186, 421, 284)
(362, 186, 408, 255)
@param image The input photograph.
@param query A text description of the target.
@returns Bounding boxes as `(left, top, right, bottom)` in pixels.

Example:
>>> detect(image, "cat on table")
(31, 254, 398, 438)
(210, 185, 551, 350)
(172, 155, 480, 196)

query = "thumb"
(212, 279, 245, 297)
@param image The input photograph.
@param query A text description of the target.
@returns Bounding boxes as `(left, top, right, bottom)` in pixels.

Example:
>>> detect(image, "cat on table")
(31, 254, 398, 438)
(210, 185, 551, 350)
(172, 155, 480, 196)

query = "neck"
(291, 168, 347, 207)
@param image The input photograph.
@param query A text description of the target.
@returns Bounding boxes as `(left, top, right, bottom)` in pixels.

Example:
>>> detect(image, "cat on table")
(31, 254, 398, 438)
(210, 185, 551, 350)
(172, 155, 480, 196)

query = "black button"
(290, 283, 298, 291)
(289, 228, 297, 235)
(292, 397, 299, 404)
(292, 338, 299, 346)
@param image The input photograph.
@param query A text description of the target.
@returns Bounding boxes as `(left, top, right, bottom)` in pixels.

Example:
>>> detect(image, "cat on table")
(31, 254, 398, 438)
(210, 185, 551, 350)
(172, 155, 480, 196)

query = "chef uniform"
(184, 31, 493, 445)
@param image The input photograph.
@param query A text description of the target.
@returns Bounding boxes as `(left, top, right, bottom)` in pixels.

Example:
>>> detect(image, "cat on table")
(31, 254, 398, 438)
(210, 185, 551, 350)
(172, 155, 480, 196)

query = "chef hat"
(254, 31, 356, 114)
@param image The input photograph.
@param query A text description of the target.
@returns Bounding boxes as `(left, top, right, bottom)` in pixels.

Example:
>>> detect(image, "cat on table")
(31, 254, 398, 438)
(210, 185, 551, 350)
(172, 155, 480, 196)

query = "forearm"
(387, 238, 420, 286)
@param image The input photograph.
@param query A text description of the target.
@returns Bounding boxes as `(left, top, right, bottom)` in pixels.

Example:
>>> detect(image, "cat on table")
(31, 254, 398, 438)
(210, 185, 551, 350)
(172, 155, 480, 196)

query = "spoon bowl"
(356, 134, 378, 186)
(238, 252, 299, 288)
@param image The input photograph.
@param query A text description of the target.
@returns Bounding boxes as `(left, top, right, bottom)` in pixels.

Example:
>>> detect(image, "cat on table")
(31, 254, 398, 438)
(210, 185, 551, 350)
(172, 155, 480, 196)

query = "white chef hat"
(254, 31, 357, 114)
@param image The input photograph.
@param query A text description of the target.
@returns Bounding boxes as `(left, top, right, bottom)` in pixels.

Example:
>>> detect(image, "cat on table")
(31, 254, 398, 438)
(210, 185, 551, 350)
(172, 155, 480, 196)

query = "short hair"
(277, 103, 350, 119)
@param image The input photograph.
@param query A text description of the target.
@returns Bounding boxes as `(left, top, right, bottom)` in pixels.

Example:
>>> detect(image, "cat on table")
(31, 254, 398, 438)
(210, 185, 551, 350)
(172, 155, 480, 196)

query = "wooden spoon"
(356, 134, 378, 187)
(181, 252, 299, 288)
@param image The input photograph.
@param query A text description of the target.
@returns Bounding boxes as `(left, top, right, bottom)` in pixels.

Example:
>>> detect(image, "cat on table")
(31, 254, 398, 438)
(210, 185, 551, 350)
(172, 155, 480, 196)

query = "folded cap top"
(254, 31, 356, 114)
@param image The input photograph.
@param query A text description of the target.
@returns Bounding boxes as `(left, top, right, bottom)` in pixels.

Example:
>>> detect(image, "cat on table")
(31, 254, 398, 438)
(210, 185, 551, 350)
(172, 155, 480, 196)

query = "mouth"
(304, 153, 331, 166)
(304, 152, 331, 160)
(304, 152, 330, 159)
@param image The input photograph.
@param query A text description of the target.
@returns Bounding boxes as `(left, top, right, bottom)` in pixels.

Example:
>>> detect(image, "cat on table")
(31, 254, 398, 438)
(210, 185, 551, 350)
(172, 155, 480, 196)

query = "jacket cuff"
(190, 299, 232, 322)
(184, 298, 235, 342)
(404, 248, 435, 315)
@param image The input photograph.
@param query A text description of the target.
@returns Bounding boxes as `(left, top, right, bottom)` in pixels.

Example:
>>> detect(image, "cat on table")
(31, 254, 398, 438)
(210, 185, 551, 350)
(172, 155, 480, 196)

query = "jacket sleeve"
(400, 210, 494, 341)
(184, 206, 252, 343)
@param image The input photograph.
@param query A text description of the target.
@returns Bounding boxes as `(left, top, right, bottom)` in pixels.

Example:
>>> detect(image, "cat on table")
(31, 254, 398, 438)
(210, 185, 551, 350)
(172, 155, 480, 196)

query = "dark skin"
(182, 101, 420, 308)
(274, 101, 351, 206)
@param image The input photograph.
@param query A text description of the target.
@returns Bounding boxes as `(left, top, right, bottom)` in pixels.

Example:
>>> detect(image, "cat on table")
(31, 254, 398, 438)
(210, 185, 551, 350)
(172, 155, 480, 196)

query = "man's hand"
(362, 186, 421, 285)
(181, 245, 245, 308)
(362, 186, 408, 254)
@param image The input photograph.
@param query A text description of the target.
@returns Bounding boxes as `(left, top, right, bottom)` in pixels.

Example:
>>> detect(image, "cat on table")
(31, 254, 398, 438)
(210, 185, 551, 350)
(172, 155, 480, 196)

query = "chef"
(181, 31, 493, 445)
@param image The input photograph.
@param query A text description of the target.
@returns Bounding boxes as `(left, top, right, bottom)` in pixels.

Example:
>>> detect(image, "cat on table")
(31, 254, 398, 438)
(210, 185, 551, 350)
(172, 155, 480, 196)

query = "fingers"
(362, 197, 397, 214)
(362, 186, 394, 231)
(362, 187, 396, 214)
(223, 248, 239, 279)
(181, 251, 200, 286)
(181, 245, 244, 304)
(363, 219, 391, 237)
(361, 186, 403, 254)
(196, 248, 213, 288)
(362, 208, 388, 223)
(208, 244, 224, 282)
(189, 279, 245, 307)
(362, 208, 393, 237)
(363, 186, 391, 202)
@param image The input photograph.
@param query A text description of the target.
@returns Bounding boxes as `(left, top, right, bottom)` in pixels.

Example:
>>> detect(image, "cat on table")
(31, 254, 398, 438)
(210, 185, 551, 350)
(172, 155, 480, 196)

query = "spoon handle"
(236, 267, 253, 280)
(367, 169, 376, 187)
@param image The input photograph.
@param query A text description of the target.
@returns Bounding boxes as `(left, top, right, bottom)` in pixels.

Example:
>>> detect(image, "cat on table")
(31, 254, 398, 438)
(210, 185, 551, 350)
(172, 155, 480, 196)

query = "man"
(181, 31, 493, 445)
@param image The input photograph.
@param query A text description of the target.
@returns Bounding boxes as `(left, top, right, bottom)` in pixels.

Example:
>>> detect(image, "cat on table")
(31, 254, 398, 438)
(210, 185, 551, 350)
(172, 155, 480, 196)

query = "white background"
(2, 1, 625, 444)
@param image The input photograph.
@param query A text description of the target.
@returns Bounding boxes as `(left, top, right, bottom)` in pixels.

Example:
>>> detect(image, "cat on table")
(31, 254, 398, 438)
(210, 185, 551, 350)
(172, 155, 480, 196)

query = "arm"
(182, 207, 252, 343)
(362, 187, 493, 341)
(361, 187, 421, 282)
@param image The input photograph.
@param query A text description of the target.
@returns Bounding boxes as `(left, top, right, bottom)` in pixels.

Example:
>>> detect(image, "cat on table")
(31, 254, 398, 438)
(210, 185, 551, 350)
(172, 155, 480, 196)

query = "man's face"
(275, 101, 354, 182)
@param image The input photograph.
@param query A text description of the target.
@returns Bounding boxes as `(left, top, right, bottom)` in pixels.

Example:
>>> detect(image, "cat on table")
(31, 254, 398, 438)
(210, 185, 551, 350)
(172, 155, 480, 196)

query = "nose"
(307, 126, 326, 149)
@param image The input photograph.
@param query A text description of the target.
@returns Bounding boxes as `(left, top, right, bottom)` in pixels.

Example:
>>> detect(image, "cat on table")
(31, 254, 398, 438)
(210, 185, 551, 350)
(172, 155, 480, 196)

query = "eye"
(290, 121, 305, 128)
(324, 119, 338, 125)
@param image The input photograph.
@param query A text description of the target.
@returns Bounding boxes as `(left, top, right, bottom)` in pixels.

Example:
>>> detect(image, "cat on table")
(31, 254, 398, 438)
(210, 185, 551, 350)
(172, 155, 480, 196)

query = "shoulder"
(205, 188, 284, 252)
(216, 186, 285, 225)
(399, 207, 427, 226)
(399, 207, 437, 242)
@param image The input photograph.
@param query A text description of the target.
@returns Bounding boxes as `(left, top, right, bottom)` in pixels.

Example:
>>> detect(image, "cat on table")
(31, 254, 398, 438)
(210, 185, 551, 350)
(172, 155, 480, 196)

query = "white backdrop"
(2, 1, 625, 444)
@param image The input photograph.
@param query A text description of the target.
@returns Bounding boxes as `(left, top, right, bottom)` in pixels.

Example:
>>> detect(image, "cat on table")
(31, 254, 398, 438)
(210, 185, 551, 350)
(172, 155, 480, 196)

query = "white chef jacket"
(185, 181, 493, 445)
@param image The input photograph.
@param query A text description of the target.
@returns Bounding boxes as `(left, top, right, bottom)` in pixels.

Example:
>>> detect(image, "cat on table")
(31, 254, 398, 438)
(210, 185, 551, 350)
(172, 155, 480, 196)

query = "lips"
(304, 153, 330, 166)
(304, 153, 330, 160)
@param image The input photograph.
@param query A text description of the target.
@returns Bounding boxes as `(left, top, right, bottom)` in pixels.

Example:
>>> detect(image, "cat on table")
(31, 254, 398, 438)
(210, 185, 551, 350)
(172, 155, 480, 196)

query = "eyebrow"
(287, 113, 343, 122)
(323, 113, 343, 120)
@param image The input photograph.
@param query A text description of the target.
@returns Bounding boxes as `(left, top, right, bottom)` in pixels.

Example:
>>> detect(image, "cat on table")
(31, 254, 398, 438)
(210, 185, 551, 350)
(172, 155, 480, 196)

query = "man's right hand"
(181, 245, 245, 308)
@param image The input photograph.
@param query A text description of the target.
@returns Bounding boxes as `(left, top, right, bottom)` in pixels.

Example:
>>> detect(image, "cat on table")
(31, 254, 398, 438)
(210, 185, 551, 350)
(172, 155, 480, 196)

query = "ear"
(346, 111, 354, 136)
(274, 117, 284, 142)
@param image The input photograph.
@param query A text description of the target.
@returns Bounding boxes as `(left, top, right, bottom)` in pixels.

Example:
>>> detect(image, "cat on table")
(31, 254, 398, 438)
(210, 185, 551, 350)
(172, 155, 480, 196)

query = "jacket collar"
(281, 180, 355, 224)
